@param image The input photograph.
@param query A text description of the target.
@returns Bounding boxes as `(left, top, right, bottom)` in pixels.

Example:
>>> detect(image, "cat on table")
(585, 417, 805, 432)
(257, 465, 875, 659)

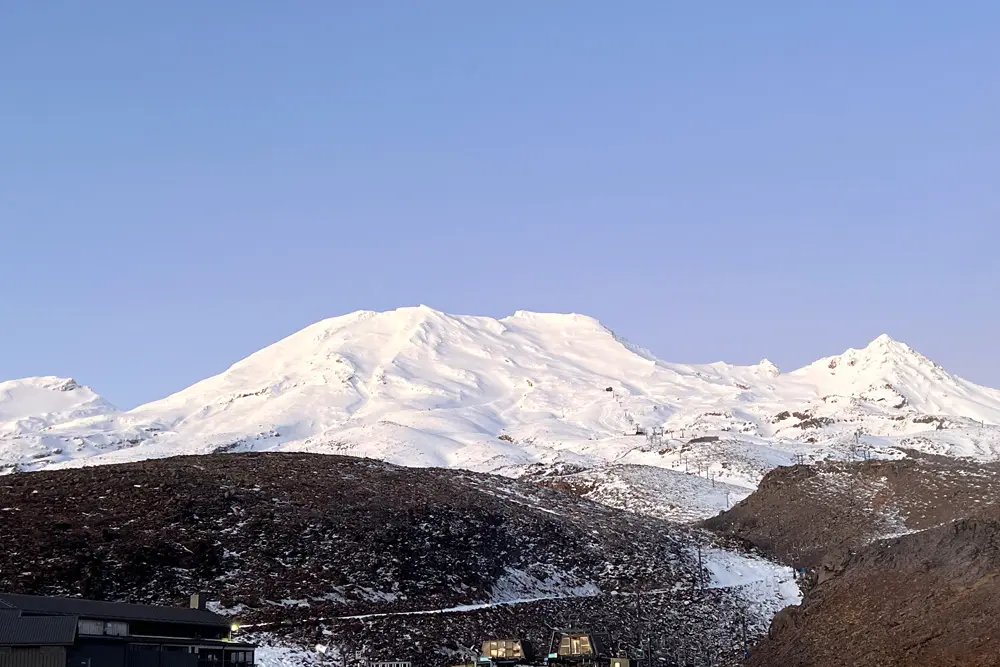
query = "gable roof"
(0, 594, 229, 628)
(0, 611, 78, 646)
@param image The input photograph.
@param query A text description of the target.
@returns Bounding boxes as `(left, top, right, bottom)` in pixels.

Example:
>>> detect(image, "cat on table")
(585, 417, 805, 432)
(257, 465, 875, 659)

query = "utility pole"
(741, 613, 748, 659)
(635, 577, 642, 662)
(697, 545, 704, 594)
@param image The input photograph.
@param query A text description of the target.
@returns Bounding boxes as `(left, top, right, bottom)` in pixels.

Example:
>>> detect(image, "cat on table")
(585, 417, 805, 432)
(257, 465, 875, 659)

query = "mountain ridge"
(3, 308, 999, 513)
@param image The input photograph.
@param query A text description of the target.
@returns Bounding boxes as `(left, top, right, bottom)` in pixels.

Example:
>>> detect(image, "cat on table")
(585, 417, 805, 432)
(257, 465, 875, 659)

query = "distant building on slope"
(0, 593, 254, 667)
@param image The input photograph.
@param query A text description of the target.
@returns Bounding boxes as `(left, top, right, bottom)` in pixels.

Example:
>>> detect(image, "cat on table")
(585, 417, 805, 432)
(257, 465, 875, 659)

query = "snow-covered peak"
(756, 359, 781, 378)
(127, 306, 666, 437)
(793, 334, 935, 377)
(870, 333, 899, 346)
(854, 333, 927, 363)
(0, 376, 118, 436)
(785, 334, 1000, 422)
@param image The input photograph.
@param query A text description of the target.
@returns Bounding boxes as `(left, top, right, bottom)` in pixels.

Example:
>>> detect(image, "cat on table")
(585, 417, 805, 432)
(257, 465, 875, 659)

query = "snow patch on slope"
(254, 642, 332, 667)
(542, 464, 753, 523)
(490, 565, 602, 603)
(703, 547, 802, 621)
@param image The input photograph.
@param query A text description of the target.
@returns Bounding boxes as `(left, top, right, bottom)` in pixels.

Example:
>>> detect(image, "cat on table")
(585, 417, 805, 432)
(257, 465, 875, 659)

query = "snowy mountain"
(0, 376, 117, 438)
(3, 306, 1000, 519)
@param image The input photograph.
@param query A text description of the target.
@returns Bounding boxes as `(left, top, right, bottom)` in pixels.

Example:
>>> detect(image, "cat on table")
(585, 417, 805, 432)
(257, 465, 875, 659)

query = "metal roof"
(0, 594, 229, 628)
(0, 611, 78, 646)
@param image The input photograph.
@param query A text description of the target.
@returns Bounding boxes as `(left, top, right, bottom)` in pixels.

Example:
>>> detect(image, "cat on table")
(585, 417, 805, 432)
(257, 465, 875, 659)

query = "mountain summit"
(789, 333, 994, 418)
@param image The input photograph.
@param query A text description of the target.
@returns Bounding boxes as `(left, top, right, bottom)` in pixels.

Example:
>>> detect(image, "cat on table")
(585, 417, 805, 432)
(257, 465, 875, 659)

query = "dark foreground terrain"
(703, 453, 1000, 667)
(0, 453, 763, 665)
(253, 588, 762, 665)
(748, 517, 1000, 667)
(703, 452, 1000, 568)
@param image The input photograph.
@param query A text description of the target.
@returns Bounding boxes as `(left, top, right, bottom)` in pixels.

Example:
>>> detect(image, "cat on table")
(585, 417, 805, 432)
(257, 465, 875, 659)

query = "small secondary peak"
(818, 333, 939, 377)
(0, 376, 81, 392)
(757, 359, 781, 377)
(865, 333, 908, 351)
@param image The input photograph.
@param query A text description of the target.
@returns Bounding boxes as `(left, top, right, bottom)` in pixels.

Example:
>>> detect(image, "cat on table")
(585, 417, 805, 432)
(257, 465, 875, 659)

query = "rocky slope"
(702, 452, 1000, 568)
(0, 452, 794, 665)
(263, 587, 765, 666)
(537, 463, 751, 523)
(700, 454, 1000, 666)
(748, 516, 1000, 667)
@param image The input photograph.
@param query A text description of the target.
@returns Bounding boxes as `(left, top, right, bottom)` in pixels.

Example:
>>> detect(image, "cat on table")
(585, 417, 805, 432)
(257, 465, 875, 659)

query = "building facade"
(0, 594, 255, 667)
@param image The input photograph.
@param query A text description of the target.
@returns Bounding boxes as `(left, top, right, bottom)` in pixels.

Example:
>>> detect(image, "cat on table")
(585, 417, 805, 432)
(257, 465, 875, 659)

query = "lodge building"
(0, 593, 255, 667)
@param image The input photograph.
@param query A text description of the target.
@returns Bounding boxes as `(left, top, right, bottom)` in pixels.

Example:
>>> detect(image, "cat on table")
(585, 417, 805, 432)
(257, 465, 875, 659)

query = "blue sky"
(2, 2, 997, 408)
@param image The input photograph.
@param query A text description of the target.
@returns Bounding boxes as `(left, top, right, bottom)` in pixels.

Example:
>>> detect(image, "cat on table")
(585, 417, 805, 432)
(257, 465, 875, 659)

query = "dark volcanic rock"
(700, 454, 1000, 667)
(701, 453, 1000, 568)
(747, 517, 1000, 667)
(258, 588, 762, 666)
(0, 453, 764, 665)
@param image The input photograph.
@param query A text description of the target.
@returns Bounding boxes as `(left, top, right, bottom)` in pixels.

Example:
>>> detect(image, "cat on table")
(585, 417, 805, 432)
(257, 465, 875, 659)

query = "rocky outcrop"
(746, 517, 1000, 667)
(702, 454, 1000, 666)
(702, 453, 1000, 568)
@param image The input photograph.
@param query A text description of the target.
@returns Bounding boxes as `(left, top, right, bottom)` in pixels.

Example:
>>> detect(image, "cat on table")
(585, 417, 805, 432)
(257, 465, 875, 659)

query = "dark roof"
(0, 611, 78, 646)
(0, 594, 229, 628)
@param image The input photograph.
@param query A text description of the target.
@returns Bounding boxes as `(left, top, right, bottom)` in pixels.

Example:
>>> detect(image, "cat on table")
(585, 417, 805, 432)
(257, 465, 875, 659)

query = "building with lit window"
(0, 593, 255, 667)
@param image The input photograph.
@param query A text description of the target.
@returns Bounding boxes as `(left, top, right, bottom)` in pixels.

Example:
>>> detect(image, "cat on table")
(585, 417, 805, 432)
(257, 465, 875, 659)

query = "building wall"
(0, 646, 67, 667)
(69, 641, 202, 667)
(68, 640, 125, 667)
(67, 638, 253, 667)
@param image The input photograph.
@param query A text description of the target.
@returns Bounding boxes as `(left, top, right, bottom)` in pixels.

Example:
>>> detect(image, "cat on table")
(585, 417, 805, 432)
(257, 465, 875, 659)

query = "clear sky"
(2, 2, 998, 408)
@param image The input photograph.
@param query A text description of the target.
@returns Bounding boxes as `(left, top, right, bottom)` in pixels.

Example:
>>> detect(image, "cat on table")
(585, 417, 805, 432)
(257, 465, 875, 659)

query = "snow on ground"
(332, 547, 797, 634)
(702, 547, 802, 621)
(337, 594, 605, 622)
(489, 565, 602, 603)
(4, 306, 1000, 521)
(253, 642, 332, 667)
(542, 464, 753, 523)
